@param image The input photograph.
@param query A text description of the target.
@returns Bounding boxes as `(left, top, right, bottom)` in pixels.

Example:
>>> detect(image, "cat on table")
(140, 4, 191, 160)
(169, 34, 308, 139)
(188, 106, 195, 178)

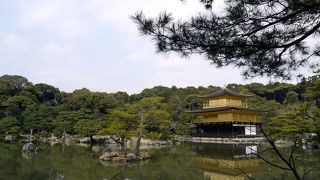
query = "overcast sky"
(0, 0, 307, 94)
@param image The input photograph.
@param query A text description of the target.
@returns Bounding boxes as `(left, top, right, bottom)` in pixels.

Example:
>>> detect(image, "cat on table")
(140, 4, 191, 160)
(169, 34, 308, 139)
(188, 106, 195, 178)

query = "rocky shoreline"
(1, 134, 170, 165)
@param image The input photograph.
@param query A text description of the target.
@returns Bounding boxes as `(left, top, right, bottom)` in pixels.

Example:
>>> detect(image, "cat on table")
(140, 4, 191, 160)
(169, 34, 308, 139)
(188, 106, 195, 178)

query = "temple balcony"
(192, 113, 261, 124)
(203, 98, 248, 109)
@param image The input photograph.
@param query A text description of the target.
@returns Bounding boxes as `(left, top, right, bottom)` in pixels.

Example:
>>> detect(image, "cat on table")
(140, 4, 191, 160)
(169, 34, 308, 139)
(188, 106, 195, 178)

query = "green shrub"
(148, 132, 159, 140)
(39, 131, 49, 138)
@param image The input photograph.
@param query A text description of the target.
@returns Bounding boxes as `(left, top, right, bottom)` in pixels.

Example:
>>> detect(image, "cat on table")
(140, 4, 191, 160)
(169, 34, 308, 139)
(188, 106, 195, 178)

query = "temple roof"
(187, 106, 264, 113)
(198, 88, 252, 98)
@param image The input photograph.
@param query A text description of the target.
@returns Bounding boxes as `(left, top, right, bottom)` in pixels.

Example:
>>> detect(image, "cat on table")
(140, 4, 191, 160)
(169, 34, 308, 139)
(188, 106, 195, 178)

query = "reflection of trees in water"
(22, 151, 33, 160)
(99, 145, 202, 179)
(0, 142, 53, 179)
(2, 142, 319, 179)
(0, 142, 260, 180)
(56, 173, 64, 180)
(0, 143, 201, 179)
(254, 142, 320, 180)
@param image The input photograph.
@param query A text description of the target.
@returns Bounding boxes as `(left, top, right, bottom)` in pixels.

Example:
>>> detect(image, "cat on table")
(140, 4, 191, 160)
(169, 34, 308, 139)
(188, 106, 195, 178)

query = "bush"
(39, 131, 49, 138)
(159, 131, 171, 140)
(148, 132, 159, 140)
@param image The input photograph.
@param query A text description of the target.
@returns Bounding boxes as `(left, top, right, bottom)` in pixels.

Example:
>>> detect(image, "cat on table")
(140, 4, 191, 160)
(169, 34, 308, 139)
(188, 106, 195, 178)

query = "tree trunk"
(135, 113, 144, 156)
(316, 132, 320, 145)
(62, 129, 66, 138)
(29, 129, 33, 143)
(120, 136, 125, 155)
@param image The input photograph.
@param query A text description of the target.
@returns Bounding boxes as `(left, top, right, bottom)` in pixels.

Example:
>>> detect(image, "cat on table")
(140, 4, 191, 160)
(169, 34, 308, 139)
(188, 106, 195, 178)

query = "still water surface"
(0, 142, 318, 180)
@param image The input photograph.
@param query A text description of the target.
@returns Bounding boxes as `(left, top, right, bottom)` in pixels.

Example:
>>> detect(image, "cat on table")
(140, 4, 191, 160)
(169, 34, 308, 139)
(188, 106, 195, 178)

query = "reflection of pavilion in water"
(190, 144, 261, 180)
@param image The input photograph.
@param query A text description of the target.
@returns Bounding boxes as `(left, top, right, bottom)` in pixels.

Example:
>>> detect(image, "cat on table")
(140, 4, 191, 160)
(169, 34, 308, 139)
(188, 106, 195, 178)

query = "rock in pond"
(111, 156, 127, 163)
(99, 151, 150, 163)
(64, 137, 75, 146)
(139, 152, 150, 160)
(79, 137, 91, 143)
(5, 135, 15, 141)
(126, 153, 137, 162)
(48, 135, 59, 142)
(22, 143, 34, 152)
(99, 152, 119, 161)
(308, 143, 320, 150)
(92, 145, 101, 153)
(167, 140, 173, 145)
(41, 137, 49, 143)
(275, 139, 294, 147)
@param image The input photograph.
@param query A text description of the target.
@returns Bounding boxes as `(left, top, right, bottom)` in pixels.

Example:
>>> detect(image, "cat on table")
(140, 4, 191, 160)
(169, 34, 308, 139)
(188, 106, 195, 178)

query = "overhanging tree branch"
(132, 0, 320, 79)
(259, 125, 302, 180)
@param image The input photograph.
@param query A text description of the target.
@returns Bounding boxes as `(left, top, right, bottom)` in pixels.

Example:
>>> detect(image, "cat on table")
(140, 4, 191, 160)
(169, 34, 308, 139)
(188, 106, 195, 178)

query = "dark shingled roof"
(187, 106, 265, 114)
(198, 88, 252, 98)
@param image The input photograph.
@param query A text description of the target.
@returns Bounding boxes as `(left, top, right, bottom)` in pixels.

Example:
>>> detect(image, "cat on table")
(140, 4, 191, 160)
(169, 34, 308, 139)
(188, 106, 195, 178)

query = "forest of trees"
(0, 74, 319, 144)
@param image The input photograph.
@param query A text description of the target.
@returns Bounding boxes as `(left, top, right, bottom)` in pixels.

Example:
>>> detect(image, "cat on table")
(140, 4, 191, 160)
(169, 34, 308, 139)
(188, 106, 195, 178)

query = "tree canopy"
(132, 0, 320, 79)
(0, 74, 319, 145)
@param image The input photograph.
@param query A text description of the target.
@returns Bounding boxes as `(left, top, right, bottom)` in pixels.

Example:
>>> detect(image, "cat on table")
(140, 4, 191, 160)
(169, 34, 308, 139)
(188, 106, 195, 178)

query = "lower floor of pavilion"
(191, 122, 261, 138)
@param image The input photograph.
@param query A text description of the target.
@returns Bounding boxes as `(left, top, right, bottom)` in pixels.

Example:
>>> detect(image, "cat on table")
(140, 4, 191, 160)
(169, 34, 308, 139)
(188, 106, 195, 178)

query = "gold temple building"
(189, 88, 262, 138)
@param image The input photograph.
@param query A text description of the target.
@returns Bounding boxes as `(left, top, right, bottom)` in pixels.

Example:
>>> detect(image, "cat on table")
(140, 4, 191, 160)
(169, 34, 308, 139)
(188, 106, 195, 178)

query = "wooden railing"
(192, 109, 263, 124)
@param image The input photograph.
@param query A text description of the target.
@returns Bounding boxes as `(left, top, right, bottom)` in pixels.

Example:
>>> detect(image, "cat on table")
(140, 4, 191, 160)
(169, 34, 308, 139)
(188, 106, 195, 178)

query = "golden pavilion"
(189, 88, 262, 138)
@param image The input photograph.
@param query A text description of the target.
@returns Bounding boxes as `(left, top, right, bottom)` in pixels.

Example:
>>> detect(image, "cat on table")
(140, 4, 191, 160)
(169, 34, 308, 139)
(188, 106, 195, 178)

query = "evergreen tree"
(132, 0, 320, 79)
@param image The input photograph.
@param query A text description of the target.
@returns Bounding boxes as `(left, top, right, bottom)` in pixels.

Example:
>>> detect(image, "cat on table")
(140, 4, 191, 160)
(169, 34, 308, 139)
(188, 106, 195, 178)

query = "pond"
(0, 141, 319, 180)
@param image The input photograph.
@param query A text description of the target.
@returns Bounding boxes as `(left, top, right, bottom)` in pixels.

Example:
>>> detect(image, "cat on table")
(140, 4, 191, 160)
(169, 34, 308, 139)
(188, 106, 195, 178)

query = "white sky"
(0, 0, 308, 94)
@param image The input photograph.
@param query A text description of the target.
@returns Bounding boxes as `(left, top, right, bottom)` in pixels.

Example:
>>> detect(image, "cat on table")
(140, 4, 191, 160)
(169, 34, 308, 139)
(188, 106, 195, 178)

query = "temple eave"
(192, 121, 262, 124)
(187, 107, 264, 114)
